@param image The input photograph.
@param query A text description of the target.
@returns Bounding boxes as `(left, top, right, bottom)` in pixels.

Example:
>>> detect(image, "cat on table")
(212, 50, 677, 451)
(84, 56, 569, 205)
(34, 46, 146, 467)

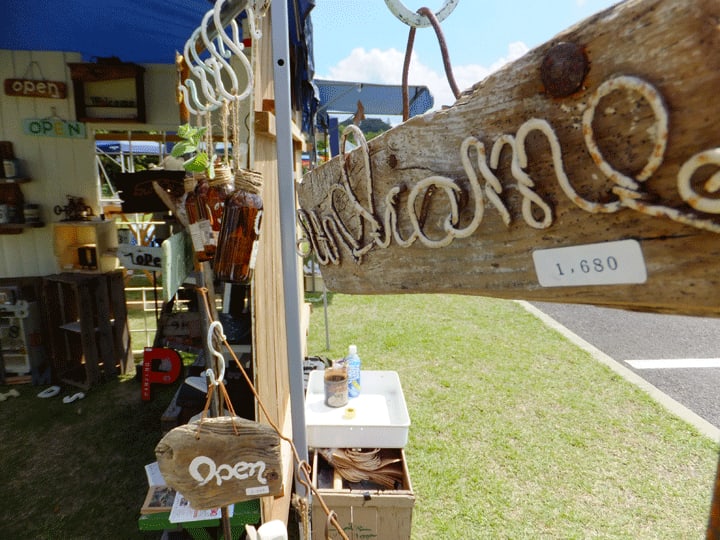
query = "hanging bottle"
(213, 169, 263, 283)
(198, 164, 234, 260)
(183, 176, 212, 262)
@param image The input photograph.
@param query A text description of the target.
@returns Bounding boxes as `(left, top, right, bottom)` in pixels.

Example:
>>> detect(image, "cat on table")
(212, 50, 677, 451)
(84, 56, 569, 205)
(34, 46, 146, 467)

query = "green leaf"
(170, 140, 195, 157)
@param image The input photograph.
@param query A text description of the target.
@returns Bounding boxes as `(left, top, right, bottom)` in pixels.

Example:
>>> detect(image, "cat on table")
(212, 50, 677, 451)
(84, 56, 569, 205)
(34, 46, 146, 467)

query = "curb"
(517, 300, 720, 443)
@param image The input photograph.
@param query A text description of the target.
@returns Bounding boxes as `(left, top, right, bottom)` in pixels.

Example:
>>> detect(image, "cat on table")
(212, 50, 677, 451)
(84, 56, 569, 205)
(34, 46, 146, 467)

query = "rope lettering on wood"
(298, 75, 720, 266)
(189, 455, 268, 487)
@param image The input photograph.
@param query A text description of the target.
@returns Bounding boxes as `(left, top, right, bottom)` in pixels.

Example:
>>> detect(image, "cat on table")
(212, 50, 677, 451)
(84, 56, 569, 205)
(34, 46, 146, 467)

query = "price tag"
(533, 239, 647, 287)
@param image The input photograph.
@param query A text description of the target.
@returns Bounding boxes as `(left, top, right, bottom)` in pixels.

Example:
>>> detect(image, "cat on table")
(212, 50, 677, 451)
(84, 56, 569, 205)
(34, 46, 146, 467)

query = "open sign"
(118, 244, 163, 270)
(22, 118, 86, 139)
(4, 78, 67, 99)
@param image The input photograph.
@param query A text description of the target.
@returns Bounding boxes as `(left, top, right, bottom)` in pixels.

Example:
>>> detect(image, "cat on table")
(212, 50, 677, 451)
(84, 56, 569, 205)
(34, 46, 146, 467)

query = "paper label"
(188, 223, 205, 252)
(198, 219, 216, 246)
(533, 239, 647, 287)
(248, 240, 259, 270)
(246, 485, 270, 496)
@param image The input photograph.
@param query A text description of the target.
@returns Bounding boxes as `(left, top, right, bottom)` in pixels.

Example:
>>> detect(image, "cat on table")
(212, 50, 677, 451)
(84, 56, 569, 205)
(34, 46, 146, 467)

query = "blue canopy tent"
(315, 78, 433, 118)
(314, 78, 434, 157)
(3, 0, 318, 498)
(1, 0, 318, 132)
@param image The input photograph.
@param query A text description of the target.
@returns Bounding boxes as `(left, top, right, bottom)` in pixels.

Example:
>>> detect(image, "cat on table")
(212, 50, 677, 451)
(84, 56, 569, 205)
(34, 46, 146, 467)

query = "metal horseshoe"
(384, 0, 460, 28)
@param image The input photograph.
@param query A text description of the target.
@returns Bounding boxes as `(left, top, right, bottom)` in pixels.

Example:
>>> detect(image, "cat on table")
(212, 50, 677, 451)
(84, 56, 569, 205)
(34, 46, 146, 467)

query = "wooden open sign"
(155, 416, 283, 510)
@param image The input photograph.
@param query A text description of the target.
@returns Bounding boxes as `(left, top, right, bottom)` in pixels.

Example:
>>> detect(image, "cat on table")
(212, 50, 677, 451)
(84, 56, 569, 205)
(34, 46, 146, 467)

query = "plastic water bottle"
(346, 344, 361, 398)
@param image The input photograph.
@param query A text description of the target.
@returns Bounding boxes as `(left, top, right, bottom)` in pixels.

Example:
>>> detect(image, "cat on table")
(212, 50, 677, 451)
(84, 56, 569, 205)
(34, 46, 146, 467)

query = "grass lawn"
(0, 293, 717, 538)
(306, 293, 719, 538)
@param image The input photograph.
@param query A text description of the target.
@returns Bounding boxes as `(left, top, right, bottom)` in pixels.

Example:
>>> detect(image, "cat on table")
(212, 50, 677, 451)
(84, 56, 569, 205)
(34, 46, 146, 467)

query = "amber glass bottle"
(197, 164, 234, 259)
(213, 169, 263, 284)
(3, 183, 24, 223)
(183, 176, 212, 262)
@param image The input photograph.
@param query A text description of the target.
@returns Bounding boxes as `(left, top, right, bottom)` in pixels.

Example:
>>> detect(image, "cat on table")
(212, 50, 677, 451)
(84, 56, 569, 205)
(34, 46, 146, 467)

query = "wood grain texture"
(155, 416, 283, 510)
(298, 0, 720, 316)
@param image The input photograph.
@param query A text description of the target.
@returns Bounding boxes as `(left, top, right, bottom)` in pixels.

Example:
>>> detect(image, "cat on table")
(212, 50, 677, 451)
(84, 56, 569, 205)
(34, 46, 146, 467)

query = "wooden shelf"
(255, 110, 306, 151)
(0, 222, 45, 235)
(0, 176, 41, 234)
(0, 177, 30, 184)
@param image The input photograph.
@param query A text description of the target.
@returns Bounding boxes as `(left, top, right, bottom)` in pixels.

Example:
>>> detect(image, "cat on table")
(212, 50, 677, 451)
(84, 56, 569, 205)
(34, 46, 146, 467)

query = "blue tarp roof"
(315, 79, 434, 118)
(96, 141, 168, 155)
(1, 0, 319, 131)
(2, 0, 210, 64)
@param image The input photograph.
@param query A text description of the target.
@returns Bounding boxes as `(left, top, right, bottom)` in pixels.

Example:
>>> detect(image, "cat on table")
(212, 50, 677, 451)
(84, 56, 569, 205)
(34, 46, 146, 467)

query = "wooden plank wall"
(0, 50, 183, 280)
(250, 11, 305, 523)
(0, 49, 96, 277)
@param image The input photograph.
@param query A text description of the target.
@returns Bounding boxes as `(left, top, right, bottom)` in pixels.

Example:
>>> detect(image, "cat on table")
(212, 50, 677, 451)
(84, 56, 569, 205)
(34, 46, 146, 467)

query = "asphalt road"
(532, 302, 720, 431)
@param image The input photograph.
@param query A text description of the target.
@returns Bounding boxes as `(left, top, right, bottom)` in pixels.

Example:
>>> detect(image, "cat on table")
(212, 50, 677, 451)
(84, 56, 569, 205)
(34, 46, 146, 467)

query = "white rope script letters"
(298, 75, 720, 265)
(189, 455, 267, 487)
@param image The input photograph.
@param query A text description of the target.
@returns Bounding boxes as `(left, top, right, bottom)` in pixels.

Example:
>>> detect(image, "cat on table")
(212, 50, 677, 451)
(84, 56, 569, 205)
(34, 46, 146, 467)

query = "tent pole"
(270, 0, 309, 498)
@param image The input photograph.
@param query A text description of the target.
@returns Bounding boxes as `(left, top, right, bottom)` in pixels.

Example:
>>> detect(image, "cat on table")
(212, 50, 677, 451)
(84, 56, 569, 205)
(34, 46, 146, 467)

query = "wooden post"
(708, 453, 720, 538)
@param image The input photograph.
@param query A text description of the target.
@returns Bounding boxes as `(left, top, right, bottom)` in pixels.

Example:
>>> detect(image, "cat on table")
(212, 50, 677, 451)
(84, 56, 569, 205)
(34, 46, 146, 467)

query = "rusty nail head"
(541, 42, 589, 98)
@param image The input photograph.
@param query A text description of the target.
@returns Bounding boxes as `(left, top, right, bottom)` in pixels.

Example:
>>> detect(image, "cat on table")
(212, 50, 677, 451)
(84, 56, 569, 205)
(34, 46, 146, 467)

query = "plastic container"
(323, 362, 348, 408)
(346, 344, 361, 398)
(304, 370, 410, 448)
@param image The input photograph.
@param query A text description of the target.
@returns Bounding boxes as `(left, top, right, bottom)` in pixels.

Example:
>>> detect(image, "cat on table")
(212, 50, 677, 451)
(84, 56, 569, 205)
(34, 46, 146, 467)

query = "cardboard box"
(311, 449, 414, 540)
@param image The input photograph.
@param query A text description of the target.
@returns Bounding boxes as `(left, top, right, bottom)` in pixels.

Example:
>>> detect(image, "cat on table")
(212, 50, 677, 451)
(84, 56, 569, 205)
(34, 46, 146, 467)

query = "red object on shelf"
(142, 347, 182, 401)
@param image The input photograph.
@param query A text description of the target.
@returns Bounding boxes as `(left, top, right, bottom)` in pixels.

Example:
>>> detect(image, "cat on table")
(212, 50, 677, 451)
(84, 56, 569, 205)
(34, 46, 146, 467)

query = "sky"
(310, 0, 621, 117)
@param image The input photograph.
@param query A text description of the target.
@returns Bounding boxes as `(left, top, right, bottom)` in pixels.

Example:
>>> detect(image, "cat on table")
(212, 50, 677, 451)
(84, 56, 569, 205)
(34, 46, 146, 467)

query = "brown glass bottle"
(213, 169, 263, 284)
(184, 176, 212, 262)
(3, 183, 24, 223)
(197, 165, 234, 259)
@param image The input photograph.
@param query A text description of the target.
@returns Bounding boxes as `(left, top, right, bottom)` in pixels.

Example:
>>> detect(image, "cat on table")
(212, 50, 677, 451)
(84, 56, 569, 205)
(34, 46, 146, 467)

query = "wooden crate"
(52, 220, 118, 273)
(43, 271, 132, 389)
(311, 450, 414, 540)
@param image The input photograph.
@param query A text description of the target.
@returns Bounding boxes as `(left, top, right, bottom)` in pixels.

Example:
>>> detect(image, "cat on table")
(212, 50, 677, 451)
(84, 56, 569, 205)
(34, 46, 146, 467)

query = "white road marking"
(626, 358, 720, 370)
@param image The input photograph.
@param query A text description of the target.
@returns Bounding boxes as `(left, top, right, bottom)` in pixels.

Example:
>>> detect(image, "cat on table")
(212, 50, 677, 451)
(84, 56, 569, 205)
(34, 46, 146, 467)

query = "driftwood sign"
(297, 0, 720, 316)
(155, 416, 283, 510)
(4, 78, 67, 99)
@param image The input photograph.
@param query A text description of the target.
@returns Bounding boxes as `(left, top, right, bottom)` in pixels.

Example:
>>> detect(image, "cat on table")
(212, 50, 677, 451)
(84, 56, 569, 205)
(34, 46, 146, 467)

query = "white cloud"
(320, 41, 530, 112)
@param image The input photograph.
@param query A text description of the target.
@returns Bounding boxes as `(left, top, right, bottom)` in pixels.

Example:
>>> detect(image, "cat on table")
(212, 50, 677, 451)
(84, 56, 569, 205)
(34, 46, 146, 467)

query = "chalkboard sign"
(116, 170, 185, 213)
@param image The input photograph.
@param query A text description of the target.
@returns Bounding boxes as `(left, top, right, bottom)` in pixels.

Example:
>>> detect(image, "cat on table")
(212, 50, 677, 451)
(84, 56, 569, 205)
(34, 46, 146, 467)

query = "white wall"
(0, 49, 182, 278)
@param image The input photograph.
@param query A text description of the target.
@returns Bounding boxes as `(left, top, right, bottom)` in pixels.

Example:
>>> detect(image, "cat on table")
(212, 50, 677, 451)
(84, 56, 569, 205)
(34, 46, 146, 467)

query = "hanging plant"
(171, 123, 215, 179)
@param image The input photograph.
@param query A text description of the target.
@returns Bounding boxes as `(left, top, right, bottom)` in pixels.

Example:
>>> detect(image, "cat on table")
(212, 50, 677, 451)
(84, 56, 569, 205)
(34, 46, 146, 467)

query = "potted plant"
(171, 123, 215, 179)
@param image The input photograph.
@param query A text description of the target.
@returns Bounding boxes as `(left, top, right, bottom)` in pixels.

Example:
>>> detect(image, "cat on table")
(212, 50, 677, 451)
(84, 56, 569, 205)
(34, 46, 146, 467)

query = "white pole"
(270, 0, 309, 498)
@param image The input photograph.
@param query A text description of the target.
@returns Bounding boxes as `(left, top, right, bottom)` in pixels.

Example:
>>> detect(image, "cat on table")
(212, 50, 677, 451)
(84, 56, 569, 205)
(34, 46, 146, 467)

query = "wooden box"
(43, 271, 132, 388)
(53, 220, 118, 273)
(311, 449, 414, 540)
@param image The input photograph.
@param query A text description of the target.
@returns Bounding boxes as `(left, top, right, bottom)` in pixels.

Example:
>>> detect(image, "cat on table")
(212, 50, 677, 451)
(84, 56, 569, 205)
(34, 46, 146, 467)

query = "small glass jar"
(0, 183, 24, 223)
(213, 169, 263, 284)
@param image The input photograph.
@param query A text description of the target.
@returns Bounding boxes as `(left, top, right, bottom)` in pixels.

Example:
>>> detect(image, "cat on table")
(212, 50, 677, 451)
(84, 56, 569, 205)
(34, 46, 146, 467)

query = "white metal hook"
(184, 24, 224, 108)
(202, 10, 241, 101)
(205, 320, 226, 386)
(213, 0, 255, 102)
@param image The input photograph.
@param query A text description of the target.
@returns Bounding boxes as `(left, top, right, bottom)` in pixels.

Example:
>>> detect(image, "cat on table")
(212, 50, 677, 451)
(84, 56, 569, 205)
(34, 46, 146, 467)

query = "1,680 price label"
(532, 239, 647, 287)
